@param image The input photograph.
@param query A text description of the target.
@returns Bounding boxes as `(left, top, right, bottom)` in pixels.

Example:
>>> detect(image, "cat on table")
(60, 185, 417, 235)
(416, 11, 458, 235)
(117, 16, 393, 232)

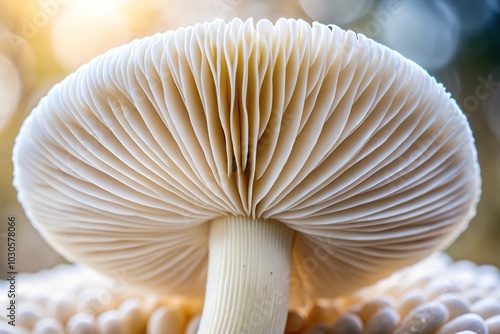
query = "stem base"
(198, 216, 295, 334)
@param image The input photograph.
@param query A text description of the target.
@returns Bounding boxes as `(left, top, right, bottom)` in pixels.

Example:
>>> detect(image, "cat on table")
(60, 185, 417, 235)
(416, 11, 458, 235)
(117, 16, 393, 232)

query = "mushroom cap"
(13, 18, 480, 303)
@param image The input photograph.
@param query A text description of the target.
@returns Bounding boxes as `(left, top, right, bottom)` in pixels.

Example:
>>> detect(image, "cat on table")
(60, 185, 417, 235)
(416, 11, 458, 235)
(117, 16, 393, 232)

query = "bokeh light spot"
(154, 0, 222, 30)
(0, 54, 22, 131)
(299, 0, 376, 25)
(447, 0, 495, 33)
(0, 30, 36, 88)
(51, 0, 131, 70)
(380, 0, 460, 70)
(487, 0, 500, 13)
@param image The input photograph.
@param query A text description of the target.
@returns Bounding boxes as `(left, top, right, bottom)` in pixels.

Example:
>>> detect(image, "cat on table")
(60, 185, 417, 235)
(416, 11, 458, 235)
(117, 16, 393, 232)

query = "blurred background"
(0, 0, 499, 278)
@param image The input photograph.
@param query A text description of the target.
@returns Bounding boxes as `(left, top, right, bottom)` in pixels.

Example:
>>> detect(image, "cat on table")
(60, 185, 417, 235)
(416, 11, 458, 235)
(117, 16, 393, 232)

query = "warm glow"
(0, 54, 21, 131)
(0, 2, 499, 333)
(51, 0, 131, 70)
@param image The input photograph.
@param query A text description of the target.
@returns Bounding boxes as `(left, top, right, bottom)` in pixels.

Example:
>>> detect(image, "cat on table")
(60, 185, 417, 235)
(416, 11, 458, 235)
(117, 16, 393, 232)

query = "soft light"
(0, 54, 21, 131)
(379, 0, 460, 70)
(449, 0, 495, 33)
(154, 0, 219, 30)
(299, 0, 376, 25)
(51, 0, 131, 70)
(487, 0, 500, 13)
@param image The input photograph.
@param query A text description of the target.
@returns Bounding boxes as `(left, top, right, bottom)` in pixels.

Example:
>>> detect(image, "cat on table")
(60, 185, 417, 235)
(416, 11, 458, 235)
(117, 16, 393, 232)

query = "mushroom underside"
(13, 18, 480, 334)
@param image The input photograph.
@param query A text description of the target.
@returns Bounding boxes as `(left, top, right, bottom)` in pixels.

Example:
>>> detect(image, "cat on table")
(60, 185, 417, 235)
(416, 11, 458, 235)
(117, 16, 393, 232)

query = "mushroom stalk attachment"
(198, 217, 295, 334)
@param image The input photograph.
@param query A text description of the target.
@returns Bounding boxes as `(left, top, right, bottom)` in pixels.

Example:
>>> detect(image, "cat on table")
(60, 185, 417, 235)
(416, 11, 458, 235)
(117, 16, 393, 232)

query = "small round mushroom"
(13, 18, 480, 333)
(1, 253, 499, 333)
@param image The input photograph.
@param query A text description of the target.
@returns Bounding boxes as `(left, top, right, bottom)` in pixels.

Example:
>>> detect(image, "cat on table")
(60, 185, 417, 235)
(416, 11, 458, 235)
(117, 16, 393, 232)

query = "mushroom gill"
(13, 18, 480, 333)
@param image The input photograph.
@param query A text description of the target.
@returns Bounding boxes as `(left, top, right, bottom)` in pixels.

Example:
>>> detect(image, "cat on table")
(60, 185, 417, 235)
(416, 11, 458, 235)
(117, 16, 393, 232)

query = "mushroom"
(13, 18, 480, 333)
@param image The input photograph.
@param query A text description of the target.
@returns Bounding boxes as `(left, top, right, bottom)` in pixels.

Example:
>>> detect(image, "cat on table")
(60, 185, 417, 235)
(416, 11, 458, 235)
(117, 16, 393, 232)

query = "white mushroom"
(13, 18, 480, 333)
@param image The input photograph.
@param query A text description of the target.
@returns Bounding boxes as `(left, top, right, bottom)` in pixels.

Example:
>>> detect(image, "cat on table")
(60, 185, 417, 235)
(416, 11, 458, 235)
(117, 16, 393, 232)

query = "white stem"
(198, 216, 295, 334)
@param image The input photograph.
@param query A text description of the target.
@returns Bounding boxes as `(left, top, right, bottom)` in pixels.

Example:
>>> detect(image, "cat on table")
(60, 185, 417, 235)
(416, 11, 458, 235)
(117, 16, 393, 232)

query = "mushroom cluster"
(1, 254, 499, 333)
(299, 253, 500, 334)
(13, 18, 480, 333)
(0, 264, 200, 334)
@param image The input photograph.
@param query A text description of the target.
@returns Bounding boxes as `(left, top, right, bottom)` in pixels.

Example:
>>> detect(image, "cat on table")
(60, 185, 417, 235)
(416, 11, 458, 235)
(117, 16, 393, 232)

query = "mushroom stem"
(198, 217, 295, 334)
